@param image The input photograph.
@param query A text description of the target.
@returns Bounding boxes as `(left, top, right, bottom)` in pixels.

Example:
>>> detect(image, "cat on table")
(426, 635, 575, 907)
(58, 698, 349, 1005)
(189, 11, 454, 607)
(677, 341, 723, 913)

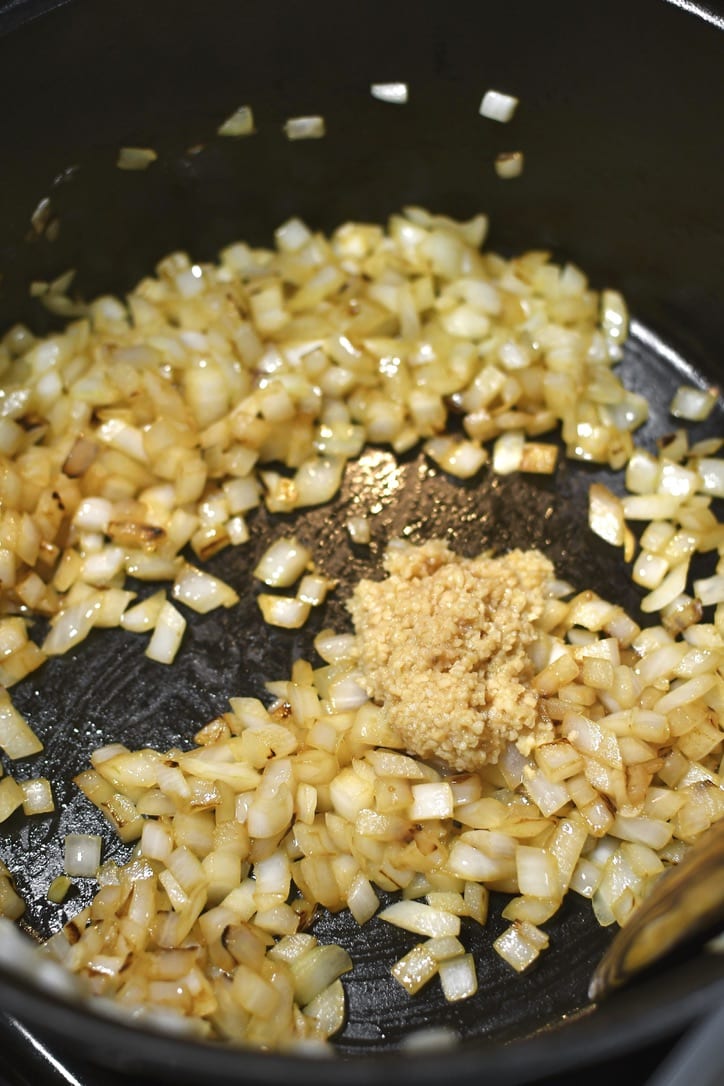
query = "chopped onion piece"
(626, 449, 660, 494)
(632, 550, 669, 590)
(479, 90, 519, 123)
(217, 105, 255, 137)
(117, 147, 157, 171)
(346, 516, 371, 545)
(20, 777, 54, 815)
(73, 497, 112, 533)
(697, 458, 724, 498)
(253, 537, 311, 587)
(47, 876, 72, 904)
(284, 115, 326, 140)
(425, 436, 488, 478)
(0, 778, 24, 822)
(292, 456, 345, 507)
(694, 573, 724, 606)
(145, 601, 186, 664)
(494, 921, 549, 972)
(589, 483, 626, 547)
(438, 953, 478, 1002)
(347, 874, 379, 925)
(391, 943, 438, 994)
(520, 443, 558, 474)
(0, 693, 43, 759)
(494, 152, 524, 179)
(621, 494, 682, 521)
(257, 594, 311, 629)
(401, 1027, 459, 1051)
(289, 944, 352, 1006)
(30, 196, 51, 235)
(601, 290, 628, 343)
(304, 978, 346, 1037)
(640, 561, 689, 614)
(493, 431, 524, 473)
(410, 782, 454, 821)
(296, 573, 335, 607)
(326, 669, 368, 711)
(370, 82, 409, 104)
(669, 385, 717, 421)
(172, 563, 239, 613)
(274, 217, 312, 253)
(378, 901, 461, 938)
(64, 833, 102, 877)
(120, 590, 166, 633)
(516, 845, 560, 899)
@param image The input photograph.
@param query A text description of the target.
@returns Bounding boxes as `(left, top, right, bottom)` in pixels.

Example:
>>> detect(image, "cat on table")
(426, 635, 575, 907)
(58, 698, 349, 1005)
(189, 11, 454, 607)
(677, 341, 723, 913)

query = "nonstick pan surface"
(0, 0, 723, 1081)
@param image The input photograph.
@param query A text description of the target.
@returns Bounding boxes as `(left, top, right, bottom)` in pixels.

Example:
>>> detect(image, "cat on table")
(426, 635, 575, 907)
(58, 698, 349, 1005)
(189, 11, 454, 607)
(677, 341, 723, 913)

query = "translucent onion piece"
(117, 147, 158, 171)
(370, 82, 409, 104)
(669, 385, 717, 421)
(172, 563, 239, 613)
(256, 595, 311, 629)
(0, 693, 43, 759)
(437, 953, 478, 1002)
(20, 777, 54, 815)
(378, 901, 461, 938)
(253, 537, 312, 588)
(284, 116, 326, 140)
(479, 89, 519, 123)
(494, 152, 524, 179)
(145, 601, 186, 664)
(64, 834, 102, 877)
(217, 105, 255, 137)
(589, 483, 626, 547)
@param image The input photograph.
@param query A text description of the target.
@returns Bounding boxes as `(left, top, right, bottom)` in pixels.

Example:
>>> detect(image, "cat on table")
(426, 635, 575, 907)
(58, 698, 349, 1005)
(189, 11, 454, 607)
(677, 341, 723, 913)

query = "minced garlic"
(348, 540, 553, 771)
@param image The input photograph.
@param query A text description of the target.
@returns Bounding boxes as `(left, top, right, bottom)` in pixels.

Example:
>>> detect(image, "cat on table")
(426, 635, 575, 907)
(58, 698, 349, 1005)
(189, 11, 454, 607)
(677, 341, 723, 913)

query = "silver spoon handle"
(645, 1001, 724, 1086)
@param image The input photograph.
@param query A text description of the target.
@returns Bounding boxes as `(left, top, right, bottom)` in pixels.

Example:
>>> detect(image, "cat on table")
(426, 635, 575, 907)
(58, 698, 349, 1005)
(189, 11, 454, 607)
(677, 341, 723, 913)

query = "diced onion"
(296, 573, 335, 607)
(47, 876, 72, 904)
(437, 953, 478, 1001)
(172, 563, 239, 613)
(117, 147, 157, 171)
(284, 116, 326, 140)
(494, 152, 524, 179)
(20, 778, 54, 815)
(145, 601, 186, 664)
(256, 594, 311, 629)
(217, 105, 255, 137)
(64, 834, 102, 877)
(253, 537, 311, 588)
(669, 385, 717, 421)
(346, 517, 371, 545)
(410, 782, 454, 821)
(0, 778, 24, 822)
(479, 89, 519, 123)
(0, 204, 722, 1053)
(493, 922, 549, 972)
(370, 82, 409, 104)
(0, 693, 43, 759)
(694, 574, 724, 606)
(589, 483, 626, 547)
(492, 431, 525, 474)
(289, 944, 352, 1006)
(698, 458, 724, 497)
(379, 901, 461, 938)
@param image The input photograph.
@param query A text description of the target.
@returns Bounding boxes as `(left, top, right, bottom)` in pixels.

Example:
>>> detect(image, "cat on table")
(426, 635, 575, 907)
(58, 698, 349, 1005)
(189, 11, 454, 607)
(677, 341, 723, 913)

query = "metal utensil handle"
(646, 1000, 724, 1086)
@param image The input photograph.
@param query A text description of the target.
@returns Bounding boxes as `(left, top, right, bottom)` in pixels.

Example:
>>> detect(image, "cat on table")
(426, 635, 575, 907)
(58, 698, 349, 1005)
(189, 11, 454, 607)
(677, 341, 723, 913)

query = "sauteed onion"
(0, 208, 721, 1050)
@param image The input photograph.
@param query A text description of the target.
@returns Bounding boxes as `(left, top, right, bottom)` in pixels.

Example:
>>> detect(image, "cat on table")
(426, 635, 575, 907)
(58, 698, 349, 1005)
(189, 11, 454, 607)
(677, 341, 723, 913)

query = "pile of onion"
(0, 207, 720, 1049)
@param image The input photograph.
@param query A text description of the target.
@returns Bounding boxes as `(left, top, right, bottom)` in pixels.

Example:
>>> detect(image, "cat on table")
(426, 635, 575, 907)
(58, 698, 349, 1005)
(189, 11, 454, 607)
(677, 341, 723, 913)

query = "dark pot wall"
(0, 0, 721, 377)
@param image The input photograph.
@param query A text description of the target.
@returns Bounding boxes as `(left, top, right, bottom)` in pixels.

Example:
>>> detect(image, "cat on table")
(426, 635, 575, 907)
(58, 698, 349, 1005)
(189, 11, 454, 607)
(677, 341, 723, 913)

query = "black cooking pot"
(0, 0, 723, 1082)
